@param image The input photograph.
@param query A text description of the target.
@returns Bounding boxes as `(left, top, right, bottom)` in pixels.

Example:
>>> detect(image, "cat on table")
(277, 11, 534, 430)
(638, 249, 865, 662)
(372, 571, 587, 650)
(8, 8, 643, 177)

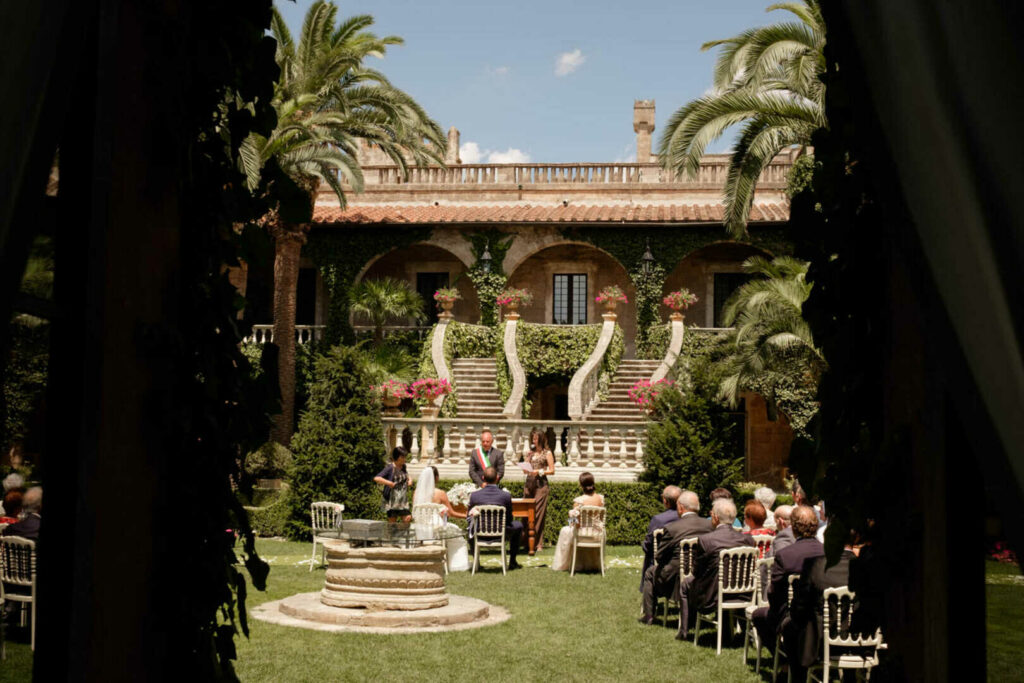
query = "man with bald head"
(771, 504, 795, 553)
(639, 490, 712, 624)
(468, 430, 505, 487)
(640, 485, 682, 586)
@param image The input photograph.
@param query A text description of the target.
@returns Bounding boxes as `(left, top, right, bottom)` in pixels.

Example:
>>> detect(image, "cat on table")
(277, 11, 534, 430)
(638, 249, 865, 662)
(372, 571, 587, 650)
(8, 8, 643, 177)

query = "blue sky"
(275, 0, 780, 162)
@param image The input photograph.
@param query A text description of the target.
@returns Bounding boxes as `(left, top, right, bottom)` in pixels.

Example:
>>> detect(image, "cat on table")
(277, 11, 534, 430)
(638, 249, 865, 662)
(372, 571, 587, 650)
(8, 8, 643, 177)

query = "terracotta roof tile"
(312, 203, 789, 225)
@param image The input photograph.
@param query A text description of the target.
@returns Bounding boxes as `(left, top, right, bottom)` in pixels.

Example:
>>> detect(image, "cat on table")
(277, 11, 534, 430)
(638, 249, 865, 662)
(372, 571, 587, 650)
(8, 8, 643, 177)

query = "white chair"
(0, 537, 36, 654)
(743, 556, 776, 672)
(694, 546, 759, 654)
(772, 573, 803, 682)
(754, 534, 774, 559)
(412, 503, 448, 574)
(571, 505, 606, 576)
(471, 505, 507, 575)
(651, 528, 674, 621)
(808, 587, 884, 682)
(309, 502, 344, 572)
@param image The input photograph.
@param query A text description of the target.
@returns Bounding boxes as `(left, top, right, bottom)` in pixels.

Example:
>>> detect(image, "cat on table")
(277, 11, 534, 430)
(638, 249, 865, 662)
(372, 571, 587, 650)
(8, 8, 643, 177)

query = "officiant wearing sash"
(468, 429, 505, 487)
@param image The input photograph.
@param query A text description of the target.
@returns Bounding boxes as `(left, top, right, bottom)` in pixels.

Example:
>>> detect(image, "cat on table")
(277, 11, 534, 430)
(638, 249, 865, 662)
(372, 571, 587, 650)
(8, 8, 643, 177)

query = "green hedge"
(244, 495, 290, 537)
(434, 479, 663, 546)
(2, 319, 49, 454)
(639, 323, 671, 360)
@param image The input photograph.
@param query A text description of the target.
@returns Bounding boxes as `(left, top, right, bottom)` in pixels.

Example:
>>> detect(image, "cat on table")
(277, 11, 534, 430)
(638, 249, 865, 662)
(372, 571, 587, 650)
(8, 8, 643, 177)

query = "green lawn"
(0, 547, 1019, 681)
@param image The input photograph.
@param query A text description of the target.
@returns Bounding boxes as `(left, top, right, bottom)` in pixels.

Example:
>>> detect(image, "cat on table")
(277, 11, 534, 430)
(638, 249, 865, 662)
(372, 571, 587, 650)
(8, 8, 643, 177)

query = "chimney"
(633, 100, 655, 163)
(445, 126, 461, 165)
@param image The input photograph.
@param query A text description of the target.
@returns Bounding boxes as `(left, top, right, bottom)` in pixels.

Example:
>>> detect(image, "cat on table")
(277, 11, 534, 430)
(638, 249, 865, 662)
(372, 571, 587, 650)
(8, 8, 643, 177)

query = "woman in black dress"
(373, 447, 412, 522)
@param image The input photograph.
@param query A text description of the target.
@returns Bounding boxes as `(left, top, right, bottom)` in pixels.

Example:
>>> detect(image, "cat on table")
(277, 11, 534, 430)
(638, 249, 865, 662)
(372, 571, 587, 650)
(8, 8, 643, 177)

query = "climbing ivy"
(630, 263, 666, 358)
(305, 227, 432, 344)
(462, 230, 514, 326)
(639, 323, 672, 360)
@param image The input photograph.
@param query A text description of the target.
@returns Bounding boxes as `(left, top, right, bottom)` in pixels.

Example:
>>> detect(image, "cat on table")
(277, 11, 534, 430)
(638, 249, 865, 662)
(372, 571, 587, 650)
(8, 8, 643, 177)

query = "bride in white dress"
(551, 472, 606, 572)
(413, 466, 470, 572)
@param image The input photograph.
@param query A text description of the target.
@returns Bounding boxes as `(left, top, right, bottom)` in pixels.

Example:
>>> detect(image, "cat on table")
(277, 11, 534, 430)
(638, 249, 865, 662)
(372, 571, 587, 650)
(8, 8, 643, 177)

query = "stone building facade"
(252, 101, 800, 485)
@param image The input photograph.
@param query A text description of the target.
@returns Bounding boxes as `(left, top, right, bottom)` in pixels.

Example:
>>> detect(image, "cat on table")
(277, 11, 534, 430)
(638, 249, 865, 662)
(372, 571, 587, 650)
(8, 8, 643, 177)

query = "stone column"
(633, 100, 656, 163)
(445, 126, 461, 165)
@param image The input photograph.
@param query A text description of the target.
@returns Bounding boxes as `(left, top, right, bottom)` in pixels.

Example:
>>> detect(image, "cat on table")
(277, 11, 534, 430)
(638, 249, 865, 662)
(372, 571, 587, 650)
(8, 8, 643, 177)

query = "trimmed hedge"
(434, 479, 663, 547)
(244, 495, 289, 537)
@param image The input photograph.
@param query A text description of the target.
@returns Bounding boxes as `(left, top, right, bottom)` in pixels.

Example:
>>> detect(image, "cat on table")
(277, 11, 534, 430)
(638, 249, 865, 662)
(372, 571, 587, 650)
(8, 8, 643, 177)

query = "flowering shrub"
(409, 377, 453, 401)
(434, 287, 461, 304)
(595, 285, 628, 304)
(628, 378, 674, 408)
(447, 482, 478, 507)
(990, 541, 1020, 565)
(663, 288, 699, 311)
(496, 287, 534, 307)
(370, 379, 411, 400)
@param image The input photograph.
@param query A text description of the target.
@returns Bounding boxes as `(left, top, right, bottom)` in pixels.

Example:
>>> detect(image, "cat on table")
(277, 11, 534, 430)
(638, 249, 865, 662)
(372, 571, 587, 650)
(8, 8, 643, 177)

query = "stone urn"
(669, 311, 685, 322)
(602, 299, 620, 314)
(439, 300, 454, 320)
(503, 301, 520, 320)
(420, 404, 440, 420)
(381, 394, 402, 416)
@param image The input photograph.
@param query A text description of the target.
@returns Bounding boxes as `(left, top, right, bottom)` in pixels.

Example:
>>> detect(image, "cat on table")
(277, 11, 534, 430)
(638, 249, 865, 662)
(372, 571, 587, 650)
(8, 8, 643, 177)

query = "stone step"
(587, 409, 646, 418)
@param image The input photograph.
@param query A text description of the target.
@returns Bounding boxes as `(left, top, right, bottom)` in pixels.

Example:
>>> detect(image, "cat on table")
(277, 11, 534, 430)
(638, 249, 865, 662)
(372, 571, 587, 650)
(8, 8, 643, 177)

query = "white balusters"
(568, 427, 581, 467)
(442, 423, 453, 462)
(601, 429, 612, 468)
(619, 430, 629, 468)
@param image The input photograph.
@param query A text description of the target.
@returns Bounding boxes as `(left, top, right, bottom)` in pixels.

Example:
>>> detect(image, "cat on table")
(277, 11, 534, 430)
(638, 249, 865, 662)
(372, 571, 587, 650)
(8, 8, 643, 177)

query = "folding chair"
(571, 505, 606, 576)
(808, 587, 885, 682)
(309, 501, 344, 571)
(694, 546, 759, 654)
(471, 505, 507, 575)
(0, 537, 36, 654)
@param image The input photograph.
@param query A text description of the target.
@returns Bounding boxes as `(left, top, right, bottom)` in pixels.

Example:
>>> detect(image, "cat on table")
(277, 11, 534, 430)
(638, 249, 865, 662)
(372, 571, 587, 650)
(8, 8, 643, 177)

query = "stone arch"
(501, 228, 625, 276)
(355, 242, 479, 324)
(662, 241, 773, 327)
(505, 242, 637, 356)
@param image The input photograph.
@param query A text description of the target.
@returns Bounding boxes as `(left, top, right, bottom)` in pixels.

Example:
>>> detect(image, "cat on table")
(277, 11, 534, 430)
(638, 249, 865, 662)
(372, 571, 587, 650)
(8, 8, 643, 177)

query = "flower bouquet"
(627, 378, 674, 410)
(409, 377, 453, 402)
(447, 482, 478, 508)
(663, 288, 699, 311)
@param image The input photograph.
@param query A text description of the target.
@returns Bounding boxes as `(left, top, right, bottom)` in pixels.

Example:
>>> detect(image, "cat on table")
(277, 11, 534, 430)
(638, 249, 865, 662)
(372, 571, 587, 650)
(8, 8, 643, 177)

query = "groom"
(468, 429, 505, 487)
(467, 467, 522, 570)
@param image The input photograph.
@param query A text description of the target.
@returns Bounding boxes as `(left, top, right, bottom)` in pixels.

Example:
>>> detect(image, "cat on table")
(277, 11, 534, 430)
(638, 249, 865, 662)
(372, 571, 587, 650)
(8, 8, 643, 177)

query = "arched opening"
(506, 242, 637, 355)
(356, 243, 479, 325)
(662, 242, 772, 327)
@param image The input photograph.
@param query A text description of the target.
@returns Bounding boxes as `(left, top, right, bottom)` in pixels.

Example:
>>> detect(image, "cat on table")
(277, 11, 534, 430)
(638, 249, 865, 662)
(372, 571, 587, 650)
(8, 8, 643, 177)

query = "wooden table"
(512, 497, 536, 555)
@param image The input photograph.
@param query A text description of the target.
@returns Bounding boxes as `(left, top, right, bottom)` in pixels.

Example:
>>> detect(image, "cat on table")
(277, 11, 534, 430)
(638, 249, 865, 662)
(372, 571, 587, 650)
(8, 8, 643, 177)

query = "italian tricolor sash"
(474, 447, 491, 470)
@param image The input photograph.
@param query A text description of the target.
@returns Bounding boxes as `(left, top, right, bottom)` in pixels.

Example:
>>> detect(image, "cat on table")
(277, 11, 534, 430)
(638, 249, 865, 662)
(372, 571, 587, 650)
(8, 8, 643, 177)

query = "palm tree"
(241, 1, 445, 445)
(716, 255, 825, 409)
(658, 0, 826, 238)
(349, 277, 426, 345)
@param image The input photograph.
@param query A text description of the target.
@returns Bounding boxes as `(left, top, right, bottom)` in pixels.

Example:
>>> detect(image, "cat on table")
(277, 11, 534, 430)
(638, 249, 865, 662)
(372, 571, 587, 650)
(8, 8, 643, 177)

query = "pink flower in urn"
(410, 377, 454, 401)
(434, 287, 461, 304)
(595, 285, 628, 304)
(371, 380, 412, 400)
(662, 288, 699, 311)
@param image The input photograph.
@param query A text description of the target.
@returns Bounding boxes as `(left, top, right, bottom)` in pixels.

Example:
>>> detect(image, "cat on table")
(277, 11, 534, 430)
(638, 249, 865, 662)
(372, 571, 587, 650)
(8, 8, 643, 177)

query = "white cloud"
(459, 142, 484, 164)
(487, 148, 531, 164)
(614, 142, 636, 163)
(555, 49, 586, 77)
(459, 142, 531, 164)
(486, 65, 510, 76)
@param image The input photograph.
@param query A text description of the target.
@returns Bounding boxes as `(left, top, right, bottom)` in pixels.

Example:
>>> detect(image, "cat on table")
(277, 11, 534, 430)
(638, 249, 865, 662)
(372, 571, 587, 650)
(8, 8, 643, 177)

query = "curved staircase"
(451, 358, 504, 420)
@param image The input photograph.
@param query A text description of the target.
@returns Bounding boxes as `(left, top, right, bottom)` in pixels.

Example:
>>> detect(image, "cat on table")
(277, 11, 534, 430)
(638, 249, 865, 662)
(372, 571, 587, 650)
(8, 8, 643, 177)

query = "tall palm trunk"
(269, 221, 308, 446)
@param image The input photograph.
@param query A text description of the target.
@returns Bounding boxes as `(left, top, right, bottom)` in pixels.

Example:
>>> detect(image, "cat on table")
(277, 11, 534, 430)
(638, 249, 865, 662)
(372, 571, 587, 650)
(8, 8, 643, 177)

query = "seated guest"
(0, 490, 23, 525)
(751, 505, 824, 657)
(551, 472, 606, 572)
(743, 500, 775, 537)
(3, 486, 41, 540)
(771, 505, 795, 553)
(675, 498, 755, 639)
(708, 488, 741, 529)
(467, 467, 523, 570)
(754, 486, 777, 529)
(640, 485, 682, 588)
(783, 531, 858, 682)
(638, 490, 711, 623)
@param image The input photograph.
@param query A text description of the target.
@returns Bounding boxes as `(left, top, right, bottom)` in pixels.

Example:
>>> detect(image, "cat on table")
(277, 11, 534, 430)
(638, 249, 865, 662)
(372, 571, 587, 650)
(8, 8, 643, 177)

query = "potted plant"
(410, 377, 453, 417)
(595, 285, 628, 313)
(662, 288, 699, 321)
(433, 287, 461, 319)
(371, 379, 411, 415)
(496, 287, 533, 320)
(627, 378, 674, 413)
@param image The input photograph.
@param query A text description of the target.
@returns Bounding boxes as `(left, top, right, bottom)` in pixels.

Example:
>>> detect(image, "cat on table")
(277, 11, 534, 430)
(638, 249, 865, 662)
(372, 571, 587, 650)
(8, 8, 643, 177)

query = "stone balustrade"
(245, 324, 324, 345)
(382, 417, 647, 478)
(501, 319, 526, 418)
(650, 317, 686, 383)
(349, 157, 792, 189)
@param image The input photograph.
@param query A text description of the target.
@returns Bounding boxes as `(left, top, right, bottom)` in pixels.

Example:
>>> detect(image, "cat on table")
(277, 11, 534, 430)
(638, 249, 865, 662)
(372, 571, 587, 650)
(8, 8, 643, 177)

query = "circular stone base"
(252, 592, 509, 634)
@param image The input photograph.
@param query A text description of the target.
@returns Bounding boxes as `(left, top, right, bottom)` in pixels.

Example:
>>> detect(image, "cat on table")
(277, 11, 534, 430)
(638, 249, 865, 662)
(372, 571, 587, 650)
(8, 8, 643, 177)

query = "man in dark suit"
(468, 430, 505, 487)
(467, 467, 523, 569)
(751, 505, 824, 654)
(3, 486, 41, 541)
(639, 485, 682, 589)
(771, 505, 795, 553)
(675, 497, 756, 639)
(783, 543, 857, 681)
(639, 490, 712, 622)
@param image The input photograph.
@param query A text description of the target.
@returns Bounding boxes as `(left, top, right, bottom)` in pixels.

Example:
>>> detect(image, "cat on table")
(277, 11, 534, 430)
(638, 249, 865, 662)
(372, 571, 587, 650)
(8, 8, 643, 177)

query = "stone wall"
(662, 242, 773, 327)
(742, 391, 794, 487)
(358, 244, 480, 323)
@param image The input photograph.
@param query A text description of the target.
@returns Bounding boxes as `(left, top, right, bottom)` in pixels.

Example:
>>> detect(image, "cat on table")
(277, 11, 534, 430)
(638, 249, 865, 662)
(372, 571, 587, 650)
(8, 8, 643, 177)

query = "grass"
(0, 547, 1020, 680)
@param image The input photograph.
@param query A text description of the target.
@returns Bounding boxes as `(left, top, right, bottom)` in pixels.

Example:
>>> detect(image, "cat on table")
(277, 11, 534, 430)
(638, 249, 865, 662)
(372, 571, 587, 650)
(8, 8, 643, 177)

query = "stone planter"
(669, 311, 685, 322)
(602, 299, 619, 314)
(320, 543, 449, 610)
(420, 404, 440, 420)
(439, 300, 454, 320)
(503, 301, 520, 320)
(382, 395, 403, 416)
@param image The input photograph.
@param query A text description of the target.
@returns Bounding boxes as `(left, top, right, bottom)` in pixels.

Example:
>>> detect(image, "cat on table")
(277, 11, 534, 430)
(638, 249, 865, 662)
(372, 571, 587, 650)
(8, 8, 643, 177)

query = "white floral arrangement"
(447, 483, 478, 507)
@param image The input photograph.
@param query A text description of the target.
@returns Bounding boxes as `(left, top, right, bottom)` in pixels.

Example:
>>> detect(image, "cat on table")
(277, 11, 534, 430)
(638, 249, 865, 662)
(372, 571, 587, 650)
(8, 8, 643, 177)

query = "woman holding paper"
(524, 429, 555, 551)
